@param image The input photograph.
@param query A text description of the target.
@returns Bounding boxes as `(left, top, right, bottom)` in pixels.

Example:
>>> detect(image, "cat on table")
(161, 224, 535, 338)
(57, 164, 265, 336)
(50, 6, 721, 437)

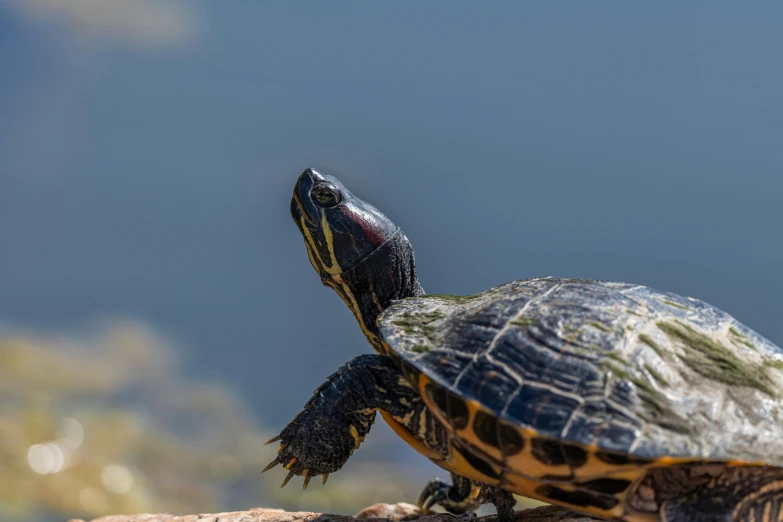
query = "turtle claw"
(281, 470, 296, 488)
(423, 489, 446, 512)
(265, 435, 281, 445)
(262, 459, 280, 473)
(418, 478, 473, 515)
(418, 478, 451, 512)
(267, 392, 363, 489)
(322, 473, 329, 484)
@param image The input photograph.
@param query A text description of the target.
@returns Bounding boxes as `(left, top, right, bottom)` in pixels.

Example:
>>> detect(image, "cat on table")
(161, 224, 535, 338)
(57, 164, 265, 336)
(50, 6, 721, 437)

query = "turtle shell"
(378, 277, 783, 470)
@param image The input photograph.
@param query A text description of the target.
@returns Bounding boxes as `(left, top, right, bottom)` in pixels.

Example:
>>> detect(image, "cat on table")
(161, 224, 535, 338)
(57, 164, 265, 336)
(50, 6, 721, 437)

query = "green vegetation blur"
(0, 322, 424, 522)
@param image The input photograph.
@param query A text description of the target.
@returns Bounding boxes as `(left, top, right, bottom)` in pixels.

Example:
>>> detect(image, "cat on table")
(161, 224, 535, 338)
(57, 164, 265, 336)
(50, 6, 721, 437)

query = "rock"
(354, 502, 421, 520)
(66, 504, 601, 522)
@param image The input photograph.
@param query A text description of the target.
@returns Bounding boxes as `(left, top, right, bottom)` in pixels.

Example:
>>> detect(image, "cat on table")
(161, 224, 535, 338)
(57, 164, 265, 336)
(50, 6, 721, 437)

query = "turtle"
(267, 168, 783, 521)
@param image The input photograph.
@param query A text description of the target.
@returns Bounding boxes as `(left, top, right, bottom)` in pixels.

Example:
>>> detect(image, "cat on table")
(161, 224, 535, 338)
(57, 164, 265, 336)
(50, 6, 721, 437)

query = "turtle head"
(291, 168, 424, 351)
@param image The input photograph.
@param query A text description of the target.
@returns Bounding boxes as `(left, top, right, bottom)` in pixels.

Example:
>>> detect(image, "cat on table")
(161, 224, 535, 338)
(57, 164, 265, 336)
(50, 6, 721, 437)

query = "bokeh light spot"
(57, 417, 85, 449)
(27, 444, 54, 474)
(101, 464, 134, 494)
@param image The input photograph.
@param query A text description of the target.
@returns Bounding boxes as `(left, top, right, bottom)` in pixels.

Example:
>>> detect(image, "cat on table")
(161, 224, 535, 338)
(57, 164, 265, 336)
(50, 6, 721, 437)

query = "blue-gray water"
(1, 0, 782, 504)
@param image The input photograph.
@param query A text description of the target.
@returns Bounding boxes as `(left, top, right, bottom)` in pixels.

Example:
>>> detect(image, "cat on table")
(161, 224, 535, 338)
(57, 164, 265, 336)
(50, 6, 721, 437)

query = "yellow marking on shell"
(727, 459, 767, 468)
(411, 358, 764, 521)
(454, 399, 504, 462)
(504, 428, 571, 478)
(418, 374, 444, 416)
(426, 387, 700, 483)
(652, 455, 704, 468)
(573, 452, 642, 479)
(379, 410, 445, 461)
(574, 446, 698, 480)
(442, 444, 502, 486)
(415, 375, 650, 519)
(501, 470, 658, 522)
(497, 472, 544, 500)
(416, 375, 553, 477)
(502, 470, 634, 521)
(415, 375, 502, 484)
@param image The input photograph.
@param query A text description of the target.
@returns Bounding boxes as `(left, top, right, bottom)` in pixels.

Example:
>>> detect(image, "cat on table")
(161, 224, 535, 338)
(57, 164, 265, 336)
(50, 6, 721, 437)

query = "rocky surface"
(67, 504, 601, 522)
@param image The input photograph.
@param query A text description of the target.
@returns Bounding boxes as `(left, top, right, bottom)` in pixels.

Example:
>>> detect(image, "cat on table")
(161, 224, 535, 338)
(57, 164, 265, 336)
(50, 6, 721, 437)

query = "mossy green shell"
(378, 277, 783, 465)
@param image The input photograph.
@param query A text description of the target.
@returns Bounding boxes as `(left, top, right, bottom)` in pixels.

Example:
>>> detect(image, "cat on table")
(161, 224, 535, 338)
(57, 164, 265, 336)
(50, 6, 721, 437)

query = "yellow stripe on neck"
(298, 212, 383, 351)
(320, 210, 343, 276)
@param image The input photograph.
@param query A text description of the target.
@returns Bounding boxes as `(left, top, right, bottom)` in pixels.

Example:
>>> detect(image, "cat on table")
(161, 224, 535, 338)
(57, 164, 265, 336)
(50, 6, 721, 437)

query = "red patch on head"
(340, 206, 386, 247)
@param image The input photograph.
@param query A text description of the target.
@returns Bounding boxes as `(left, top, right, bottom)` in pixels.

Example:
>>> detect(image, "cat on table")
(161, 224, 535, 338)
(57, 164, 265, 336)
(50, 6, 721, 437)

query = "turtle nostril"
(302, 168, 324, 183)
(293, 170, 319, 225)
(296, 170, 310, 189)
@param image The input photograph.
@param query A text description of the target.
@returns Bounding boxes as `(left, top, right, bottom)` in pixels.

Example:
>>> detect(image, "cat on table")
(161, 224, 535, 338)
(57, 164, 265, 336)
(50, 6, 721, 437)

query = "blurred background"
(1, 1, 781, 521)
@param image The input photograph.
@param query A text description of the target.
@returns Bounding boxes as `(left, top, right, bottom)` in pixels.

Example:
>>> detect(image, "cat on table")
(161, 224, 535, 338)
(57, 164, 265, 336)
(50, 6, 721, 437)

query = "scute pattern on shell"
(378, 277, 783, 465)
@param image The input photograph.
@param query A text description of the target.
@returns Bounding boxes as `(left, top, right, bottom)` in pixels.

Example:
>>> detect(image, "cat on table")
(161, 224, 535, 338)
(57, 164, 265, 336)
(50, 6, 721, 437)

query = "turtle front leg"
(419, 474, 516, 522)
(264, 353, 422, 488)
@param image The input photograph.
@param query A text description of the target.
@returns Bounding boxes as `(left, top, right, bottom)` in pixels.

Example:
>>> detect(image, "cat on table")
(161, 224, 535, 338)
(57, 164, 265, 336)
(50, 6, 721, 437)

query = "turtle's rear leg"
(482, 486, 516, 522)
(419, 474, 516, 522)
(731, 482, 783, 521)
(418, 474, 479, 515)
(659, 470, 783, 522)
(661, 492, 783, 522)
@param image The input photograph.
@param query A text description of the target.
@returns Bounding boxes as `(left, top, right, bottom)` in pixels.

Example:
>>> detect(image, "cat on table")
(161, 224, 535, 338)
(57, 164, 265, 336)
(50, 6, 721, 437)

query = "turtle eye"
(311, 183, 342, 208)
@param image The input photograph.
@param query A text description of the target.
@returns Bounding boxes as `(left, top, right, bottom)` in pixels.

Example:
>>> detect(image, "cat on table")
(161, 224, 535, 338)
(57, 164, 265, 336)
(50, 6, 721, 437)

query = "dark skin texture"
(265, 354, 428, 485)
(271, 168, 515, 519)
(275, 168, 783, 521)
(642, 465, 783, 521)
(265, 353, 514, 517)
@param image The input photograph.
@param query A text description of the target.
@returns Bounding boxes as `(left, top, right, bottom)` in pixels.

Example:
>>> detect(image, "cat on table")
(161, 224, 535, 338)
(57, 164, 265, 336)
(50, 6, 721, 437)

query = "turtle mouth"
(290, 197, 305, 232)
(290, 194, 316, 229)
(291, 169, 321, 228)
